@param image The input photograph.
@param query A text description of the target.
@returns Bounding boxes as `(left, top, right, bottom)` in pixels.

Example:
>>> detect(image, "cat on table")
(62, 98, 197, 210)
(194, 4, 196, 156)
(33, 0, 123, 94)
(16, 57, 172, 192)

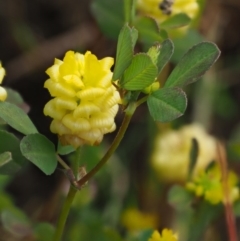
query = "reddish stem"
(217, 142, 238, 241)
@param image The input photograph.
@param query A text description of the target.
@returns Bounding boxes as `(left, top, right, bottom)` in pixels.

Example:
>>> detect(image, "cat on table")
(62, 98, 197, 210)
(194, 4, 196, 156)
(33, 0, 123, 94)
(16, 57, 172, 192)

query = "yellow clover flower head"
(44, 51, 121, 147)
(0, 62, 7, 101)
(186, 164, 239, 205)
(137, 0, 199, 34)
(148, 229, 178, 241)
(152, 124, 217, 182)
(121, 208, 158, 232)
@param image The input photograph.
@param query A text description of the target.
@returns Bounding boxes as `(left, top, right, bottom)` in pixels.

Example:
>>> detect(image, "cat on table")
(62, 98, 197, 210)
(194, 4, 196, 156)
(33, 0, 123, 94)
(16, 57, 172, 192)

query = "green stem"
(53, 149, 81, 241)
(53, 103, 136, 240)
(124, 0, 136, 25)
(136, 95, 148, 107)
(77, 102, 137, 187)
(72, 147, 81, 178)
(53, 186, 77, 241)
(56, 155, 71, 170)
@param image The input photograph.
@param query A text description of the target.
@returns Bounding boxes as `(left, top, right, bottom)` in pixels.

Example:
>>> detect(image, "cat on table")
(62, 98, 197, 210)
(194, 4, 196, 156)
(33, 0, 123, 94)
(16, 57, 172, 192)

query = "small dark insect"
(159, 0, 175, 15)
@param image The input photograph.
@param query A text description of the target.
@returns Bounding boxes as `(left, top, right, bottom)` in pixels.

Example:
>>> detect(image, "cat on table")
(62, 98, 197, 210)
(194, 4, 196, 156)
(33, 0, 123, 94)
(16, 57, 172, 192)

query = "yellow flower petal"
(148, 229, 178, 241)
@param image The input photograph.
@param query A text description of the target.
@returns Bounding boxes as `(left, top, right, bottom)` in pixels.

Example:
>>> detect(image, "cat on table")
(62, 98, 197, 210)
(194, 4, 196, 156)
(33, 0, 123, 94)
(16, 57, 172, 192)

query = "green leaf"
(0, 152, 21, 175)
(159, 29, 168, 39)
(233, 200, 240, 217)
(131, 27, 138, 48)
(113, 24, 135, 81)
(91, 0, 124, 39)
(6, 88, 25, 106)
(20, 133, 57, 175)
(139, 229, 155, 241)
(0, 102, 38, 135)
(188, 138, 199, 180)
(1, 210, 31, 238)
(120, 53, 157, 90)
(161, 13, 191, 29)
(147, 87, 187, 122)
(34, 223, 55, 241)
(0, 130, 28, 166)
(168, 185, 193, 211)
(134, 16, 162, 49)
(57, 140, 75, 155)
(165, 42, 220, 88)
(187, 201, 221, 241)
(156, 39, 174, 75)
(172, 29, 204, 63)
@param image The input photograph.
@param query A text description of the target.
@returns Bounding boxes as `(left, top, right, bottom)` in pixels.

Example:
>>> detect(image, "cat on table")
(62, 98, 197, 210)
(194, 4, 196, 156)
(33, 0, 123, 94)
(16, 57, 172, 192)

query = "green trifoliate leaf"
(165, 42, 220, 88)
(134, 16, 162, 49)
(120, 53, 158, 90)
(161, 13, 191, 29)
(20, 133, 57, 175)
(113, 24, 137, 81)
(0, 152, 21, 175)
(0, 130, 28, 166)
(147, 87, 187, 122)
(91, 0, 124, 39)
(0, 102, 38, 135)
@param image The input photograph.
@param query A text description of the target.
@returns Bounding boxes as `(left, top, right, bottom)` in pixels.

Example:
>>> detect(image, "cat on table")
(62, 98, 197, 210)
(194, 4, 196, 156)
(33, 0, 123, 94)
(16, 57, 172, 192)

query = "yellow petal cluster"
(0, 63, 7, 101)
(186, 164, 239, 205)
(148, 229, 178, 241)
(44, 51, 121, 147)
(121, 208, 158, 232)
(152, 124, 217, 182)
(137, 0, 199, 23)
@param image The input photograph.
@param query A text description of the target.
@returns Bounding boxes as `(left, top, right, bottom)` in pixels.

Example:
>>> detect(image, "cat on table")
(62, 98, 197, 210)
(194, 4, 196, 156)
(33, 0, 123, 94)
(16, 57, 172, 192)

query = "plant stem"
(53, 186, 77, 241)
(53, 148, 81, 241)
(136, 95, 148, 107)
(72, 147, 81, 178)
(56, 155, 71, 170)
(217, 142, 238, 241)
(77, 102, 137, 187)
(124, 0, 135, 25)
(53, 103, 137, 240)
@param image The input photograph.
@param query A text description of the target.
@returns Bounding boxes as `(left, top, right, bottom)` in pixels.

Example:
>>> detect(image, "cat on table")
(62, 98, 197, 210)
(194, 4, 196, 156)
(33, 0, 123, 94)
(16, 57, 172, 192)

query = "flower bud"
(0, 63, 7, 101)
